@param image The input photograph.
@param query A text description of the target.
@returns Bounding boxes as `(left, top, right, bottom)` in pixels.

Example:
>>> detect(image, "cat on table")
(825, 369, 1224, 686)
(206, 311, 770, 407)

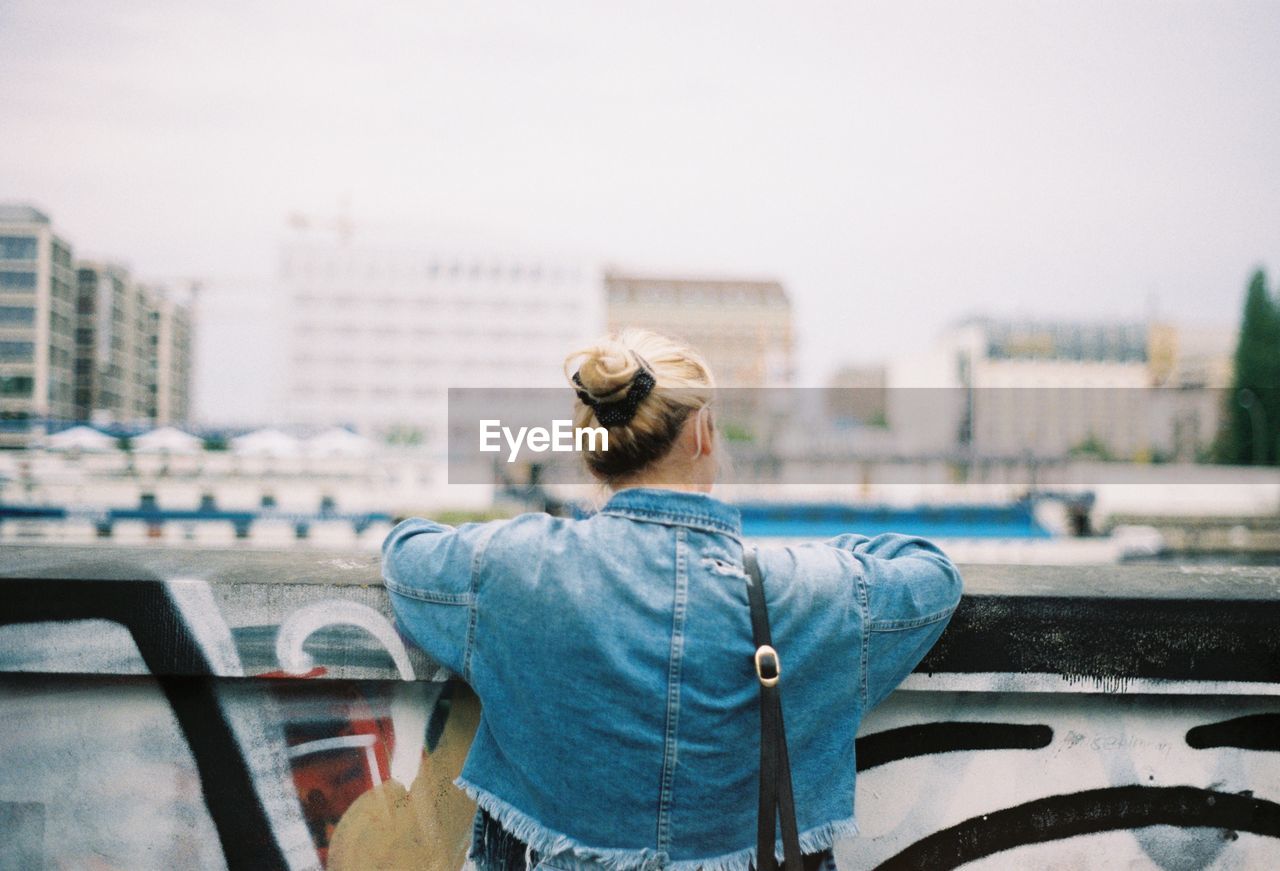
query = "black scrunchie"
(572, 366, 656, 428)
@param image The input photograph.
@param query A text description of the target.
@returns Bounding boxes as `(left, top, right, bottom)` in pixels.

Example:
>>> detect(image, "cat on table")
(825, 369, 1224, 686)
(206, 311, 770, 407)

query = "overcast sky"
(2, 1, 1278, 420)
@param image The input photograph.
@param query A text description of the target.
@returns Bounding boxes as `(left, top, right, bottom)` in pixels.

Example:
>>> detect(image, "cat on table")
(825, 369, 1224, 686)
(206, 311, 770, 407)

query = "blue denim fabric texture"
(383, 488, 963, 871)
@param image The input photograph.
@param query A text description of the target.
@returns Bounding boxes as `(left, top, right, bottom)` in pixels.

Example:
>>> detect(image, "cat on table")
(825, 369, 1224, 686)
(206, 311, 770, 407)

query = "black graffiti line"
(917, 595, 1280, 684)
(1187, 714, 1280, 753)
(875, 785, 1280, 870)
(0, 577, 291, 871)
(856, 722, 1053, 772)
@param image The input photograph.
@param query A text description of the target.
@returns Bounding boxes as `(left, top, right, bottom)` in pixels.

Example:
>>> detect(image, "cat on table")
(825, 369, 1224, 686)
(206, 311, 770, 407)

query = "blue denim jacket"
(383, 488, 962, 871)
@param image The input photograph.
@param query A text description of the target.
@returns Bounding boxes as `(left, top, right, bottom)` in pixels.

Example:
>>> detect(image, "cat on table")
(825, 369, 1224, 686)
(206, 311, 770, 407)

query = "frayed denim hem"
(456, 776, 858, 871)
(665, 817, 859, 871)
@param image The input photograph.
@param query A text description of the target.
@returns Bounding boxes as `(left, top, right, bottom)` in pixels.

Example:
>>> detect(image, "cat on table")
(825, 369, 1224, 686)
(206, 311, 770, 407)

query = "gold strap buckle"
(754, 645, 780, 687)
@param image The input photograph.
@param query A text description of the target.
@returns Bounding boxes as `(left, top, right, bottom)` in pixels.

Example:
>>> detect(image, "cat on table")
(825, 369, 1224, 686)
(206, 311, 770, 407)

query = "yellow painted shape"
(329, 687, 482, 871)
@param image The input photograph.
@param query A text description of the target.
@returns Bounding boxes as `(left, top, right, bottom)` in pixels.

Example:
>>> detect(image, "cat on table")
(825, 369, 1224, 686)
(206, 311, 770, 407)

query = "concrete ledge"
(1, 544, 1277, 690)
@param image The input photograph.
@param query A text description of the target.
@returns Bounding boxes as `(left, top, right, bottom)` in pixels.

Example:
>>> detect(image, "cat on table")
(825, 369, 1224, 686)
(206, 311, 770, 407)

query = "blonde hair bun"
(572, 339, 645, 404)
(564, 329, 716, 482)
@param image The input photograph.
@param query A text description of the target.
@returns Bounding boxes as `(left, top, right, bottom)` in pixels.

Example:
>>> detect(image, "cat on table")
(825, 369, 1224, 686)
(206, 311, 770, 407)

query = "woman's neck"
(610, 477, 712, 495)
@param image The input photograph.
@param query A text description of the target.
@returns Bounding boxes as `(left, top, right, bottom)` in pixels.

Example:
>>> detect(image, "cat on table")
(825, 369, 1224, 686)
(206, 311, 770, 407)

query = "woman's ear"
(692, 406, 714, 459)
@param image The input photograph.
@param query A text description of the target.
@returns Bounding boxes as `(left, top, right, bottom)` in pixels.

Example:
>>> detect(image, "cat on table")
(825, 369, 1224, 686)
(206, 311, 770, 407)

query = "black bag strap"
(743, 547, 803, 871)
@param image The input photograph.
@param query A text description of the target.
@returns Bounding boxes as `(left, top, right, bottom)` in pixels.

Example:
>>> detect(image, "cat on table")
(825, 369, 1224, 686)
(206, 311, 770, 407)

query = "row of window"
(284, 258, 583, 285)
(0, 375, 33, 397)
(49, 311, 74, 337)
(292, 323, 582, 342)
(51, 276, 75, 305)
(0, 270, 36, 291)
(291, 385, 445, 400)
(0, 305, 34, 326)
(0, 236, 38, 262)
(47, 379, 73, 404)
(292, 356, 561, 375)
(0, 341, 33, 361)
(51, 243, 73, 270)
(0, 376, 174, 410)
(290, 293, 583, 313)
(610, 285, 789, 308)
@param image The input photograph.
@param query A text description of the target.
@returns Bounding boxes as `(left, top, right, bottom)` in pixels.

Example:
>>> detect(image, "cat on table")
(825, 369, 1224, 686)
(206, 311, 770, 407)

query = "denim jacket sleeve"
(381, 516, 502, 679)
(824, 533, 963, 710)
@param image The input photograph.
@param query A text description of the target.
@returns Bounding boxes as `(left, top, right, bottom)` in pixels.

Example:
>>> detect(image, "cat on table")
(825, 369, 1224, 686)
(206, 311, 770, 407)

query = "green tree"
(1069, 433, 1114, 461)
(1219, 269, 1280, 465)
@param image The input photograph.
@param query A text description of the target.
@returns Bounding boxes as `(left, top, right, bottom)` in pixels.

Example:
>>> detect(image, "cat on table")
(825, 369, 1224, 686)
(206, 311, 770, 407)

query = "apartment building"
(0, 203, 195, 441)
(0, 204, 78, 444)
(75, 262, 194, 427)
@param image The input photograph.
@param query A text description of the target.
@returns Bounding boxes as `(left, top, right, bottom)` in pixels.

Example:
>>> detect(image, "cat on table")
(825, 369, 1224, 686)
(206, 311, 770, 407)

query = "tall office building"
(604, 272, 794, 386)
(0, 204, 78, 444)
(75, 262, 140, 424)
(152, 290, 194, 426)
(279, 232, 605, 440)
(75, 262, 195, 427)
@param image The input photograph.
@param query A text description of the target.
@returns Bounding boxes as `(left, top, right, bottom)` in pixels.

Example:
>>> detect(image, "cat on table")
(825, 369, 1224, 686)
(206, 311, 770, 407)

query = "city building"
(961, 319, 1152, 459)
(1146, 322, 1235, 461)
(152, 290, 195, 426)
(888, 317, 1230, 460)
(0, 204, 196, 441)
(1147, 322, 1235, 390)
(73, 263, 194, 428)
(75, 262, 142, 425)
(0, 204, 78, 445)
(604, 271, 793, 387)
(278, 230, 605, 443)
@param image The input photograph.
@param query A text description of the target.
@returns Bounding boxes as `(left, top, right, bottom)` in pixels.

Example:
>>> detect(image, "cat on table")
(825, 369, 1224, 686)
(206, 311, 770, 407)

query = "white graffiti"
(274, 599, 417, 681)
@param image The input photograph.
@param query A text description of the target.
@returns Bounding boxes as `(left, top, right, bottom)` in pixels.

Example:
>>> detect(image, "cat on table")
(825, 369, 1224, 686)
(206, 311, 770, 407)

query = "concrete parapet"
(0, 546, 1277, 869)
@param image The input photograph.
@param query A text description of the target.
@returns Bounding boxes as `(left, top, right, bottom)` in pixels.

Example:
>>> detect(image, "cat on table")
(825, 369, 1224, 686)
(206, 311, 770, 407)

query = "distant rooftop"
(0, 203, 51, 225)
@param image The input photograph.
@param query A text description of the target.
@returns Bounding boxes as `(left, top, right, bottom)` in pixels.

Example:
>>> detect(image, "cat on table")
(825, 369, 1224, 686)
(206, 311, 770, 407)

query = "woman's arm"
(825, 533, 964, 709)
(381, 517, 503, 680)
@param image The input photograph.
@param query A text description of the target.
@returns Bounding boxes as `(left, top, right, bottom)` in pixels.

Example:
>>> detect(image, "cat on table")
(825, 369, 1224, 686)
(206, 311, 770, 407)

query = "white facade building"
(887, 318, 1201, 459)
(278, 234, 605, 444)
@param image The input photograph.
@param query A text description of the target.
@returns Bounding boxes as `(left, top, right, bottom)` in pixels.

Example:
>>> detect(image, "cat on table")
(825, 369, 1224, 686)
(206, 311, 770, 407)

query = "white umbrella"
(306, 427, 374, 458)
(134, 426, 204, 454)
(230, 428, 301, 458)
(46, 425, 117, 452)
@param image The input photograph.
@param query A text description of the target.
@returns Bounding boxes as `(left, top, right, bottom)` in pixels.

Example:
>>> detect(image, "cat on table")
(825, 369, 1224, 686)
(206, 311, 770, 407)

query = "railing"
(1, 546, 1277, 870)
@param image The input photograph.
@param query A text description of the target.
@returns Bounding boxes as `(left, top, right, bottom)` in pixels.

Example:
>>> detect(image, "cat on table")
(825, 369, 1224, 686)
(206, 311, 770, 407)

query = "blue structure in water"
(735, 499, 1053, 539)
(565, 497, 1058, 539)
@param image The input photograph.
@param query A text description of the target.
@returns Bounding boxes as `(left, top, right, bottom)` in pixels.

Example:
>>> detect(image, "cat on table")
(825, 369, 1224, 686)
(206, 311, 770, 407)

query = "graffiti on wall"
(1, 571, 1279, 870)
(0, 575, 477, 870)
(843, 700, 1280, 870)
